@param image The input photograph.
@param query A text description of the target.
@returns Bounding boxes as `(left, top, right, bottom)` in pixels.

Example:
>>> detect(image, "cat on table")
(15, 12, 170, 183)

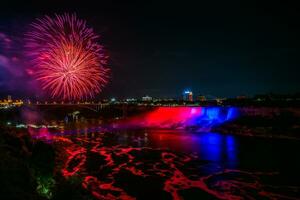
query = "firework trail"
(25, 13, 109, 100)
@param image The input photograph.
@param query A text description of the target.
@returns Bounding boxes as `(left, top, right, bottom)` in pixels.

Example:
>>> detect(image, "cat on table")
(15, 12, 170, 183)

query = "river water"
(44, 125, 300, 200)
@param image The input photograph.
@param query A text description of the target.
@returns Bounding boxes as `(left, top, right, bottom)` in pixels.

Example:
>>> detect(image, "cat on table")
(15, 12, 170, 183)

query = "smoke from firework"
(25, 13, 109, 100)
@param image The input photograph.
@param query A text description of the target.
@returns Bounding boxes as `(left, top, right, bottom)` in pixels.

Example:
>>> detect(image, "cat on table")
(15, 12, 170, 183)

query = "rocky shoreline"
(0, 126, 93, 200)
(212, 112, 300, 140)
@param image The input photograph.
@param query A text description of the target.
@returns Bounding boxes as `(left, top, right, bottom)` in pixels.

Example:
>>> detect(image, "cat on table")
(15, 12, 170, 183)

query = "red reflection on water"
(61, 146, 86, 177)
(28, 126, 53, 141)
(48, 132, 297, 200)
(82, 176, 134, 200)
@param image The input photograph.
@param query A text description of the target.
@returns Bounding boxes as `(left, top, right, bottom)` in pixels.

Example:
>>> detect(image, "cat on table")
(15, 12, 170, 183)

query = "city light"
(0, 96, 23, 108)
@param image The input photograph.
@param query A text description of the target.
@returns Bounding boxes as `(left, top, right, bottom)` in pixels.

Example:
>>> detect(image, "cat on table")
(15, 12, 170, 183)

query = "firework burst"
(25, 13, 109, 100)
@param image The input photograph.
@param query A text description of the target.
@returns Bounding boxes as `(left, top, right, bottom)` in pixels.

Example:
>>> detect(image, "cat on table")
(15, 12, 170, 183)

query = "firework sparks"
(25, 13, 108, 100)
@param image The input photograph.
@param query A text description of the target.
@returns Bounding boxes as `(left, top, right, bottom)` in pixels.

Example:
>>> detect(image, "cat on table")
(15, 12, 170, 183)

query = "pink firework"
(25, 13, 109, 100)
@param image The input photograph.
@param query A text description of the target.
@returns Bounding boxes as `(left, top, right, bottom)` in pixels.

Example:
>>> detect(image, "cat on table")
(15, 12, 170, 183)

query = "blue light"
(192, 107, 238, 128)
(205, 107, 220, 120)
(197, 133, 238, 163)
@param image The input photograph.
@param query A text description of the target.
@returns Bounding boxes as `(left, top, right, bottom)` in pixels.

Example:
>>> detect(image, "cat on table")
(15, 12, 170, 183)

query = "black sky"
(0, 0, 299, 98)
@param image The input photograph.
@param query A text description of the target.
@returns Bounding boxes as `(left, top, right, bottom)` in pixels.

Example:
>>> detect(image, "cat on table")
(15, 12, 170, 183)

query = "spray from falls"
(117, 106, 239, 131)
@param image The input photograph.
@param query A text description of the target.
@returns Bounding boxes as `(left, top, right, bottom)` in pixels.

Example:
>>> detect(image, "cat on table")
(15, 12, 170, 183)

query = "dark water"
(50, 128, 300, 199)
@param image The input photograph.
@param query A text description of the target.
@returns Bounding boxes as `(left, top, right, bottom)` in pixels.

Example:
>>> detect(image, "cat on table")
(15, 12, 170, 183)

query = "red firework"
(25, 13, 108, 100)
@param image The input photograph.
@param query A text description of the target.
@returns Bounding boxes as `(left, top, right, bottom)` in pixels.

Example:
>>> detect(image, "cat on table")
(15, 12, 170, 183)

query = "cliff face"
(0, 126, 94, 200)
(213, 107, 300, 139)
(0, 126, 55, 200)
(239, 107, 300, 118)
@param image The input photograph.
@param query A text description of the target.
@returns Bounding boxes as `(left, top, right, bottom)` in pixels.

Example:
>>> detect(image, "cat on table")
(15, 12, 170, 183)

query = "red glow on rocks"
(46, 133, 295, 200)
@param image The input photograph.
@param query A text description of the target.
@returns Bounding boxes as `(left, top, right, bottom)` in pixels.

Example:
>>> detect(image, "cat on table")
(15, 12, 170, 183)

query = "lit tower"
(7, 95, 12, 103)
(183, 90, 193, 101)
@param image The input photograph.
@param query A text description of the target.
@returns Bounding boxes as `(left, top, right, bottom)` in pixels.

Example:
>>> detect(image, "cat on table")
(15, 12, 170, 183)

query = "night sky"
(0, 0, 299, 99)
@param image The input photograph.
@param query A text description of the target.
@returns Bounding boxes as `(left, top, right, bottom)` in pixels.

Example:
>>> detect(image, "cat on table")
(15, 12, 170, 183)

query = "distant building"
(183, 90, 193, 101)
(126, 98, 137, 102)
(110, 98, 116, 102)
(197, 95, 206, 101)
(7, 95, 12, 103)
(236, 95, 247, 99)
(142, 95, 152, 101)
(0, 96, 23, 107)
(215, 98, 225, 104)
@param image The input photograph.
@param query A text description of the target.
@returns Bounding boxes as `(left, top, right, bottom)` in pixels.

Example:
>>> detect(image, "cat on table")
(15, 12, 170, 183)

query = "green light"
(36, 176, 55, 199)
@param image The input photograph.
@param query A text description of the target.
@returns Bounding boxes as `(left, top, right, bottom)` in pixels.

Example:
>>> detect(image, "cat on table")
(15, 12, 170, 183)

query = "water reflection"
(31, 120, 239, 166)
(22, 120, 300, 199)
(145, 130, 238, 166)
(49, 126, 300, 199)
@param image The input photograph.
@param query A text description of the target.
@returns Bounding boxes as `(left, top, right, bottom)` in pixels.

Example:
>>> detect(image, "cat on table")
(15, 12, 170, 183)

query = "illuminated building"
(183, 90, 193, 101)
(236, 95, 247, 99)
(126, 98, 137, 102)
(142, 95, 152, 101)
(7, 95, 12, 103)
(197, 95, 206, 101)
(110, 98, 116, 102)
(0, 96, 23, 108)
